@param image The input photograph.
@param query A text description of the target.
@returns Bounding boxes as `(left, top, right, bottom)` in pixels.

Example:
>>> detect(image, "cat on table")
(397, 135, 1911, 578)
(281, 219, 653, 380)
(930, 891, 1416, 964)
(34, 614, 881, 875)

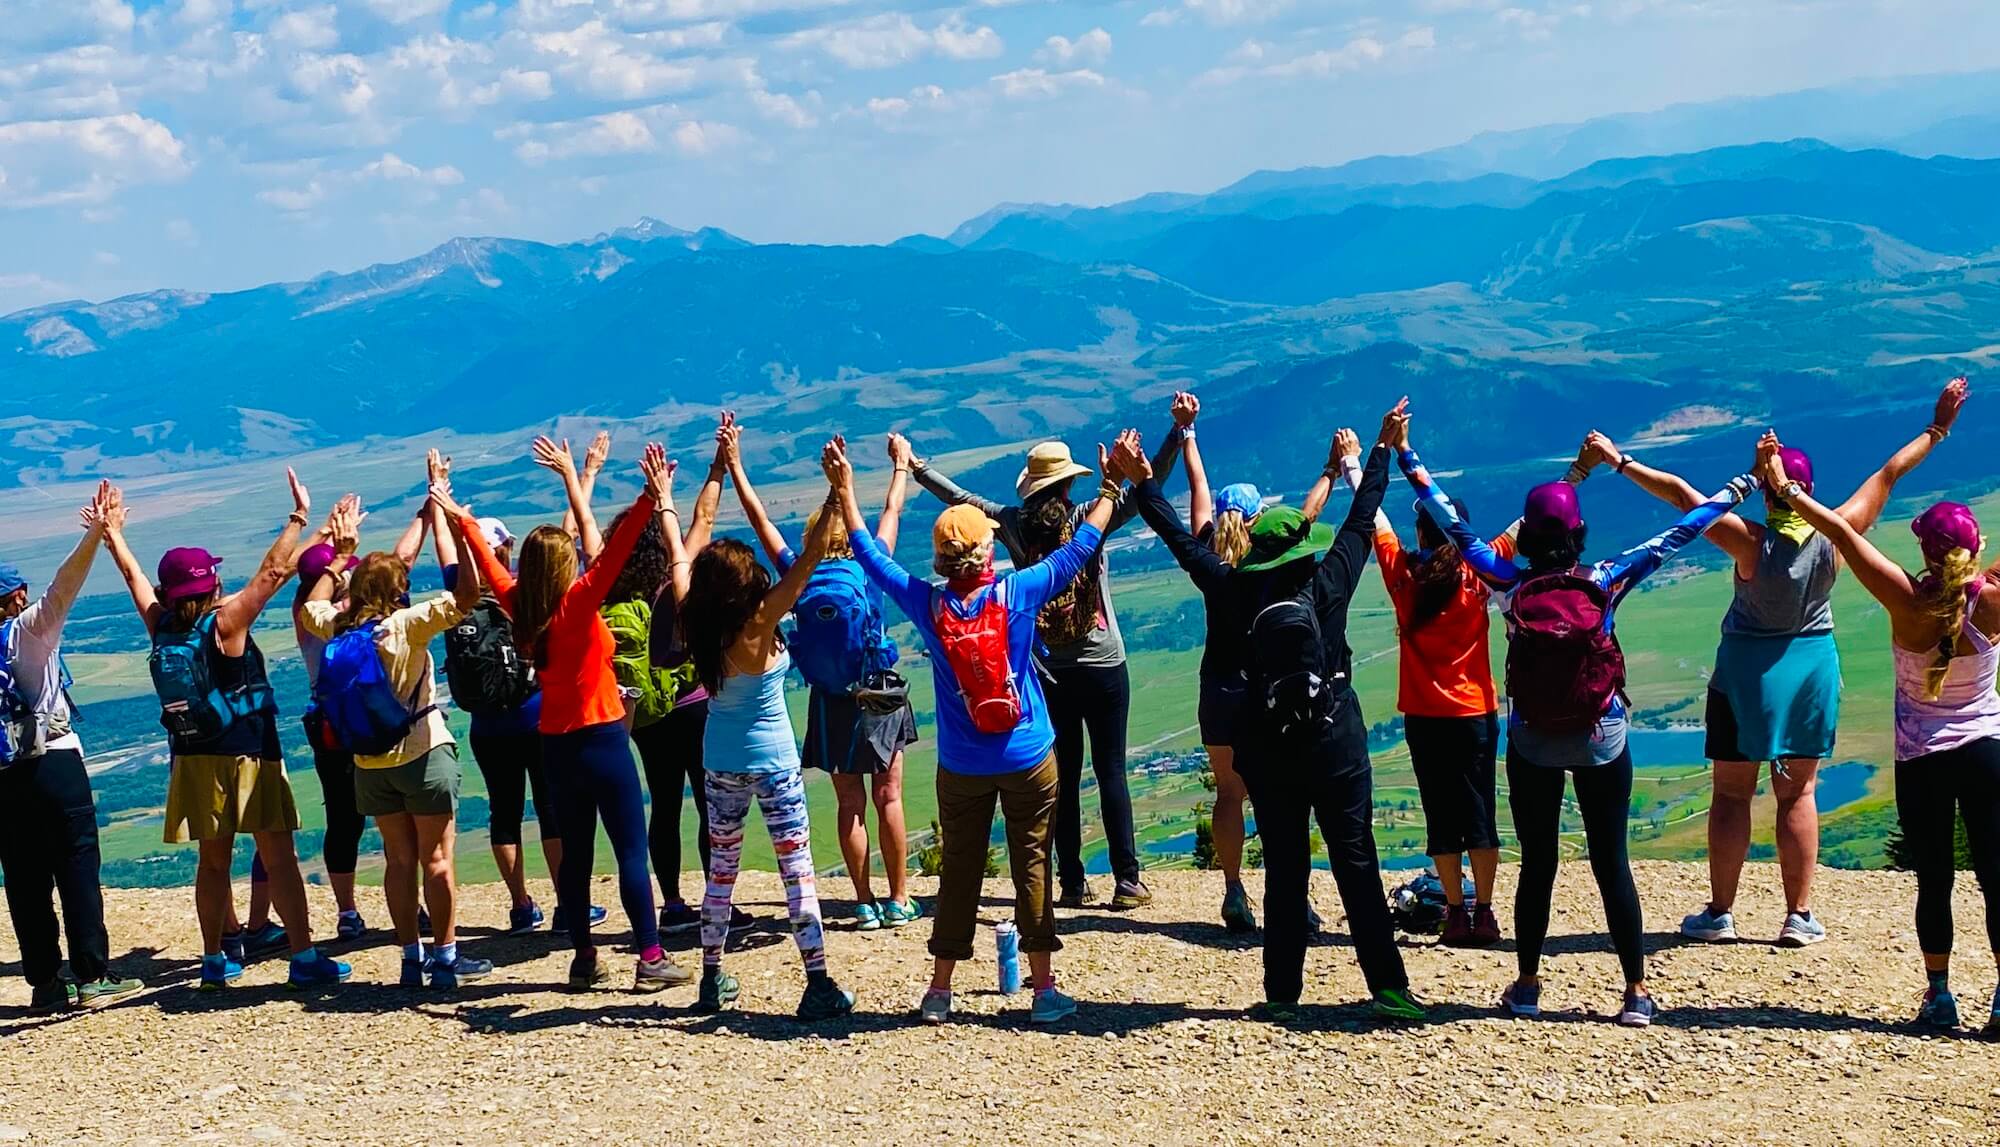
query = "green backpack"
(601, 599, 691, 728)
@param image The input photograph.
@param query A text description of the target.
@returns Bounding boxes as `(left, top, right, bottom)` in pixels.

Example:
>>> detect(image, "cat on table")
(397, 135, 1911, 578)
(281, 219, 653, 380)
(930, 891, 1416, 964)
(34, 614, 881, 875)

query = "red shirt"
(460, 498, 652, 735)
(1375, 526, 1510, 719)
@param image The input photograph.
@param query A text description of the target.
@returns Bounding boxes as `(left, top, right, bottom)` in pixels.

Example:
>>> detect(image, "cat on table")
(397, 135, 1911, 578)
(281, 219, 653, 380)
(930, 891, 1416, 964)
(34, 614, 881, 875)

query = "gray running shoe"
(1680, 906, 1738, 942)
(1777, 912, 1826, 948)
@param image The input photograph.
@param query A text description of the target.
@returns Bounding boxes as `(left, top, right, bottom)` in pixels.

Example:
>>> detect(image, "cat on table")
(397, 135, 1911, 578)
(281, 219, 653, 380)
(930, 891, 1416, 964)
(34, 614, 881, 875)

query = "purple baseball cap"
(297, 543, 338, 584)
(1522, 481, 1582, 533)
(158, 547, 223, 603)
(1913, 501, 1982, 565)
(1778, 446, 1814, 493)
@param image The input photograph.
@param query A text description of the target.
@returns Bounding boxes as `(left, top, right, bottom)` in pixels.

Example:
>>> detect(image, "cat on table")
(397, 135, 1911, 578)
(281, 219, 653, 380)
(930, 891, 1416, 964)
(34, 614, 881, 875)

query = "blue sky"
(2, 0, 1998, 313)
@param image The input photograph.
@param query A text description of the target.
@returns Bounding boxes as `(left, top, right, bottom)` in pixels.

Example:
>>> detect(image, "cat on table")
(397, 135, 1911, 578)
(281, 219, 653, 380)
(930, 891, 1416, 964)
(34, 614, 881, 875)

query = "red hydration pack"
(933, 587, 1024, 735)
(1505, 568, 1626, 734)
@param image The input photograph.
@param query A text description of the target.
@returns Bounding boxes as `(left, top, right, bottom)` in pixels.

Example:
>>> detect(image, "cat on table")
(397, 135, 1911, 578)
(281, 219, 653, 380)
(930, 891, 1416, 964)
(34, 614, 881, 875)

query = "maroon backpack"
(1505, 568, 1626, 734)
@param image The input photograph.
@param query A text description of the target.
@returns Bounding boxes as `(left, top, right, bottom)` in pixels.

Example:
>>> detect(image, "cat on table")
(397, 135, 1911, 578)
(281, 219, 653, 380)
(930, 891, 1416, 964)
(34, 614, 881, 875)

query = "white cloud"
(10, 0, 135, 51)
(269, 6, 341, 51)
(258, 179, 327, 211)
(1498, 6, 1564, 40)
(526, 18, 744, 99)
(92, 250, 120, 267)
(1035, 28, 1112, 66)
(1143, 0, 1288, 28)
(502, 103, 741, 163)
(0, 113, 191, 208)
(255, 151, 462, 215)
(785, 13, 1002, 70)
(1198, 26, 1433, 86)
(991, 67, 1105, 101)
(359, 0, 451, 25)
(751, 87, 819, 128)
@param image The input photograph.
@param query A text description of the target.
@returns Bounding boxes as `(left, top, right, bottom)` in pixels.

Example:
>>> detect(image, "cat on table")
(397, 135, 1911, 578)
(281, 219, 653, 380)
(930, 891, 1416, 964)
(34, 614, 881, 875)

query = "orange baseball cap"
(933, 504, 999, 555)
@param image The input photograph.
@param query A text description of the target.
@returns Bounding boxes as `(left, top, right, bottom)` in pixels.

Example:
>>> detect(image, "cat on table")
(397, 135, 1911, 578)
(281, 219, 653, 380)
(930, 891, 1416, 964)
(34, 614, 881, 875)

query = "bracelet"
(1098, 479, 1122, 501)
(893, 466, 911, 475)
(1926, 424, 1950, 442)
(1615, 453, 1634, 474)
(287, 511, 310, 527)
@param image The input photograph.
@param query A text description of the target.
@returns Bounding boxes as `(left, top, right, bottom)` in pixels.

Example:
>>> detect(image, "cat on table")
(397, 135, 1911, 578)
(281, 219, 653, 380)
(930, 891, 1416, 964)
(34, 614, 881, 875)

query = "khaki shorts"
(354, 745, 461, 818)
(164, 755, 302, 843)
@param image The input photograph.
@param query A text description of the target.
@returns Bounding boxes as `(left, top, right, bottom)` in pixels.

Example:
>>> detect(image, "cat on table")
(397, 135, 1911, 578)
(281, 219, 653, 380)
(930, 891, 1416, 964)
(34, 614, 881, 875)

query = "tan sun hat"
(1015, 441, 1094, 500)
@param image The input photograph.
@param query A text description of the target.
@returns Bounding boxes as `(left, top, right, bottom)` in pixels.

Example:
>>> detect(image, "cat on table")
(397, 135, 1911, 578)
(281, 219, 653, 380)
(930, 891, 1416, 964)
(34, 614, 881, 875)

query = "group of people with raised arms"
(3, 376, 1996, 1034)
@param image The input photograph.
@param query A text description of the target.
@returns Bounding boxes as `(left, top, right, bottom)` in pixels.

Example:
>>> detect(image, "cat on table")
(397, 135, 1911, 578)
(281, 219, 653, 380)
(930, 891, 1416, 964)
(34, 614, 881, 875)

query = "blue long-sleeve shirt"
(1403, 447, 1759, 766)
(850, 522, 1103, 775)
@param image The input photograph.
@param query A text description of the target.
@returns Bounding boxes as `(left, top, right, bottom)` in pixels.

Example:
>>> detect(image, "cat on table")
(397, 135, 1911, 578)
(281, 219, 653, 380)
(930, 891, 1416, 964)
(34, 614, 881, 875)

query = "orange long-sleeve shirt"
(458, 497, 653, 735)
(1375, 525, 1513, 719)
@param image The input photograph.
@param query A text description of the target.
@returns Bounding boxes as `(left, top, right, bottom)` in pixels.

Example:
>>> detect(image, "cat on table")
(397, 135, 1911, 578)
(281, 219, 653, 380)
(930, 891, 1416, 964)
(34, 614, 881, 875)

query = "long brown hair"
(160, 588, 222, 634)
(333, 553, 408, 634)
(1020, 490, 1102, 645)
(1407, 498, 1467, 632)
(680, 538, 770, 694)
(512, 525, 579, 661)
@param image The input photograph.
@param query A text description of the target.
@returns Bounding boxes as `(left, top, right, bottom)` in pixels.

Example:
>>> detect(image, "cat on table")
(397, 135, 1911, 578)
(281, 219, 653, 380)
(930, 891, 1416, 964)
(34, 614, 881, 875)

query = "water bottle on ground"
(995, 922, 1022, 995)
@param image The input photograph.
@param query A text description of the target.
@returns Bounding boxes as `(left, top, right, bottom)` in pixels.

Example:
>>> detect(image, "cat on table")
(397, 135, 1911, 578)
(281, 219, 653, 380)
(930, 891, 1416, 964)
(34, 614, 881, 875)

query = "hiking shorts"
(1404, 712, 1501, 855)
(354, 745, 461, 818)
(803, 688, 918, 775)
(164, 755, 301, 842)
(1198, 679, 1247, 748)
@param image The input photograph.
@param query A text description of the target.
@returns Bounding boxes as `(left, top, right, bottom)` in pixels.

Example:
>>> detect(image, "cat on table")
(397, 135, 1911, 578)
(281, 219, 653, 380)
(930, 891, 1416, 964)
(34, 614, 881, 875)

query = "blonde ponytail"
(1211, 509, 1251, 568)
(1919, 542, 1987, 701)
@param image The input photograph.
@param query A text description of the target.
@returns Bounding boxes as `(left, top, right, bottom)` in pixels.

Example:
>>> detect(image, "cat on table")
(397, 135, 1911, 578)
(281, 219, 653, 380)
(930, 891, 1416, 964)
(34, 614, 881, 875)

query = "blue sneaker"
(880, 899, 924, 929)
(1030, 984, 1078, 1025)
(199, 955, 243, 991)
(336, 910, 367, 941)
(287, 950, 351, 990)
(1618, 990, 1659, 1028)
(1501, 980, 1541, 1017)
(1680, 906, 1737, 943)
(429, 953, 494, 990)
(854, 902, 883, 932)
(221, 930, 248, 965)
(242, 922, 288, 953)
(509, 902, 546, 936)
(1920, 985, 1961, 1029)
(551, 904, 609, 932)
(1778, 911, 1827, 948)
(400, 957, 425, 988)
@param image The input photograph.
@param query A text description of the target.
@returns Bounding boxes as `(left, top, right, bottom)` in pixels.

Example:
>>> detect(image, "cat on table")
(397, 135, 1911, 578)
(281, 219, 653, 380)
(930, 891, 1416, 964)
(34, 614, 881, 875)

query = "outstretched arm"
(439, 484, 515, 613)
(1303, 431, 1345, 525)
(1310, 406, 1401, 605)
(751, 485, 837, 639)
(427, 452, 460, 575)
(214, 469, 312, 651)
(1403, 433, 1525, 588)
(909, 450, 1010, 518)
(1118, 433, 1230, 595)
(26, 481, 113, 640)
(1833, 377, 1968, 533)
(878, 433, 916, 556)
(640, 445, 693, 605)
(683, 424, 729, 557)
(535, 435, 604, 562)
(833, 440, 930, 622)
(1756, 441, 1921, 620)
(1599, 473, 1763, 596)
(94, 487, 162, 635)
(722, 420, 791, 567)
(1591, 430, 1757, 567)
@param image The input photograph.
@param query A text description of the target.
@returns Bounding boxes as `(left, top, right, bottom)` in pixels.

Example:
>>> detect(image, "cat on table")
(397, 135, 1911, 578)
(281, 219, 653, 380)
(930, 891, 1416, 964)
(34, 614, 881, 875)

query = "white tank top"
(1893, 588, 2000, 761)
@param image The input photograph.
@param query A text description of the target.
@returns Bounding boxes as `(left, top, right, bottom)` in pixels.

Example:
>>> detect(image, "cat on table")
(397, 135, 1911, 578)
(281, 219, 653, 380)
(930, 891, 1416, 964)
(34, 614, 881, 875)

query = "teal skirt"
(1706, 631, 1840, 763)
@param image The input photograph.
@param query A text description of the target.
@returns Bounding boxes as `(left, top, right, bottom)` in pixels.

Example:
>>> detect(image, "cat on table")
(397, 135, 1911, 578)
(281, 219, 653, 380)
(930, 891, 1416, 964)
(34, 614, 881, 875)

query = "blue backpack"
(0, 621, 41, 766)
(788, 559, 897, 694)
(313, 621, 434, 756)
(149, 614, 271, 744)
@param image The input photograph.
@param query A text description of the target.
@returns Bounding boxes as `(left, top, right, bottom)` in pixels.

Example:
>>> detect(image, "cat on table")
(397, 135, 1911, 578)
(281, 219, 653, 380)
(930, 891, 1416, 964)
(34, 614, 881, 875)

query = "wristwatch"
(1781, 480, 1805, 502)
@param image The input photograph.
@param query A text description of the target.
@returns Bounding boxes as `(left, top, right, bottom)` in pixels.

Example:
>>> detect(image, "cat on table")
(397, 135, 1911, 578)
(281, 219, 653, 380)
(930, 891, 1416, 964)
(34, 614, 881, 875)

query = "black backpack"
(1246, 596, 1344, 740)
(444, 599, 535, 716)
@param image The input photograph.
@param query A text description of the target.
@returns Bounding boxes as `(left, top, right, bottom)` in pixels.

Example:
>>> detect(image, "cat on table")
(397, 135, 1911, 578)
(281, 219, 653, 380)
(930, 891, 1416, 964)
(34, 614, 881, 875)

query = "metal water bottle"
(995, 922, 1022, 995)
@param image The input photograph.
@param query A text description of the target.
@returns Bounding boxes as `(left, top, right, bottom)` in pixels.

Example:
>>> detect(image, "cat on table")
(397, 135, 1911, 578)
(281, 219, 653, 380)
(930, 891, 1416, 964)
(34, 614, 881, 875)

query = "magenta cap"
(298, 543, 338, 584)
(1913, 501, 1982, 565)
(1777, 446, 1814, 492)
(157, 547, 223, 602)
(1522, 481, 1582, 533)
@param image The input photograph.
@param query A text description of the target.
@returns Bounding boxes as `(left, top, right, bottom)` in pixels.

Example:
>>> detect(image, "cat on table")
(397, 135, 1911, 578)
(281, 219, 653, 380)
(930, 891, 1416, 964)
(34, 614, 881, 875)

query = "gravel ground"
(1, 861, 1997, 1145)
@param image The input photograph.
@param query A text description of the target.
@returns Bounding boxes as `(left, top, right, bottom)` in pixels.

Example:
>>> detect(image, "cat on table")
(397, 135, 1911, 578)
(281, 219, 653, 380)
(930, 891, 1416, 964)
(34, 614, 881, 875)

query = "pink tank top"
(1893, 589, 2000, 761)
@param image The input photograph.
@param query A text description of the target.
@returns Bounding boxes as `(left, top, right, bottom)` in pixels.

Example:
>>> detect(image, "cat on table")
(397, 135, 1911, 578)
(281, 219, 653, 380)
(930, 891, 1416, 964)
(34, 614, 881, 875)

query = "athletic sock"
(290, 946, 318, 965)
(435, 942, 457, 967)
(640, 944, 665, 964)
(404, 942, 425, 963)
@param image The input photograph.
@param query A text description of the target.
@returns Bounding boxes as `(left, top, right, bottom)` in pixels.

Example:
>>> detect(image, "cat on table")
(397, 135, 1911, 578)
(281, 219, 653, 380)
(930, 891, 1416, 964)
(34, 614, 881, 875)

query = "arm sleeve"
(1110, 430, 1186, 532)
(299, 599, 341, 638)
(1405, 448, 1524, 587)
(850, 529, 931, 627)
(570, 494, 653, 614)
(914, 465, 1009, 518)
(1309, 445, 1391, 604)
(1341, 454, 1395, 535)
(1599, 474, 1762, 595)
(456, 512, 516, 612)
(1009, 523, 1105, 614)
(1131, 477, 1231, 594)
(394, 594, 467, 646)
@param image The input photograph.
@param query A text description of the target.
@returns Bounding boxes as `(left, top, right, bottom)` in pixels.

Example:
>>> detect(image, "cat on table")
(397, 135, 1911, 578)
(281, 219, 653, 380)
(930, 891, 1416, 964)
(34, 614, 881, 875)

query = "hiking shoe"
(1919, 986, 1961, 1029)
(854, 902, 883, 932)
(1372, 987, 1429, 1022)
(1112, 879, 1153, 910)
(1056, 883, 1095, 909)
(1501, 980, 1541, 1018)
(659, 901, 701, 935)
(1252, 1000, 1300, 1023)
(400, 957, 426, 988)
(429, 953, 494, 990)
(551, 904, 609, 933)
(1777, 911, 1826, 948)
(880, 899, 924, 928)
(1440, 904, 1474, 947)
(1221, 883, 1258, 933)
(508, 902, 546, 936)
(695, 967, 741, 1013)
(221, 929, 248, 965)
(730, 907, 755, 933)
(199, 955, 243, 991)
(636, 954, 693, 992)
(1030, 984, 1078, 1024)
(30, 980, 77, 1012)
(919, 988, 953, 1024)
(1680, 906, 1737, 943)
(335, 910, 368, 941)
(77, 976, 144, 1007)
(242, 921, 287, 953)
(797, 974, 856, 1022)
(567, 952, 611, 992)
(1471, 904, 1503, 946)
(287, 951, 351, 990)
(1618, 991, 1659, 1028)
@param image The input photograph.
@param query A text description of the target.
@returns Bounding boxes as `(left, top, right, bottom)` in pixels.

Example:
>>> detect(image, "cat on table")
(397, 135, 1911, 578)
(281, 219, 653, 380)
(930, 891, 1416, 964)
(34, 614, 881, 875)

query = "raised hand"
(287, 467, 310, 516)
(1584, 430, 1620, 470)
(639, 442, 676, 506)
(1377, 396, 1411, 447)
(1112, 428, 1150, 482)
(583, 430, 613, 478)
(79, 480, 114, 532)
(715, 412, 742, 470)
(1936, 376, 1970, 433)
(887, 432, 914, 470)
(426, 447, 452, 486)
(821, 435, 853, 488)
(531, 435, 577, 477)
(331, 496, 365, 554)
(1171, 390, 1199, 429)
(1333, 427, 1360, 462)
(1757, 430, 1789, 491)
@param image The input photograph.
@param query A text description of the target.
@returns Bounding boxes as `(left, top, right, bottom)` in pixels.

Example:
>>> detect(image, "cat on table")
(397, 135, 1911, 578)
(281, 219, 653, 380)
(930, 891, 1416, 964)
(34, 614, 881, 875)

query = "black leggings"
(312, 744, 366, 876)
(1508, 746, 1646, 985)
(1047, 661, 1139, 887)
(468, 729, 556, 848)
(1894, 738, 2000, 957)
(633, 701, 710, 898)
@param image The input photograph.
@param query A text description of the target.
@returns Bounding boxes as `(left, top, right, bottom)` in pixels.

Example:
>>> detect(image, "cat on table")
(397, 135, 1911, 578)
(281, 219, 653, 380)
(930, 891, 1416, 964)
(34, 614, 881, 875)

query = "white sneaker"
(1680, 906, 1737, 942)
(1777, 911, 1826, 948)
(919, 988, 952, 1024)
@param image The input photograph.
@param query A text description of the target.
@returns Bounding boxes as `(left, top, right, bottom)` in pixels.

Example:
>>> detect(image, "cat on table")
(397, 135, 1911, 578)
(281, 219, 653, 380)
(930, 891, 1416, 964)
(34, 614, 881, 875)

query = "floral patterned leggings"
(702, 766, 827, 972)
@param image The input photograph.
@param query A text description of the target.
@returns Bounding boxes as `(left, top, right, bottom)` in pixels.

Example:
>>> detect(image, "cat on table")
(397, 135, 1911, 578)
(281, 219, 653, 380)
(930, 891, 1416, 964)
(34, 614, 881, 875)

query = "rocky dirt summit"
(1, 862, 1996, 1145)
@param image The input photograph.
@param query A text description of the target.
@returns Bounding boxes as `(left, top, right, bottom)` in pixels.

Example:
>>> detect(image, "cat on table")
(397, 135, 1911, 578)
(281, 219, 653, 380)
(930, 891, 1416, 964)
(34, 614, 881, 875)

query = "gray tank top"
(1721, 530, 1836, 637)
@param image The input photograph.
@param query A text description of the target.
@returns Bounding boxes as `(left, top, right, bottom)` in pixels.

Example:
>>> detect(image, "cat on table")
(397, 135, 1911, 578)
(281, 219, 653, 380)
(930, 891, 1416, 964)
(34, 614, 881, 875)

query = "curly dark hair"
(1518, 521, 1589, 573)
(604, 509, 670, 606)
(680, 538, 771, 695)
(1018, 489, 1104, 648)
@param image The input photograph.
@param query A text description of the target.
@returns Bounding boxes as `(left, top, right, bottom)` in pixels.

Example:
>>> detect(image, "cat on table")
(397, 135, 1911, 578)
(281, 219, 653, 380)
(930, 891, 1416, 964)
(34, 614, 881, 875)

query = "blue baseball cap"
(0, 562, 25, 595)
(1215, 483, 1263, 519)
